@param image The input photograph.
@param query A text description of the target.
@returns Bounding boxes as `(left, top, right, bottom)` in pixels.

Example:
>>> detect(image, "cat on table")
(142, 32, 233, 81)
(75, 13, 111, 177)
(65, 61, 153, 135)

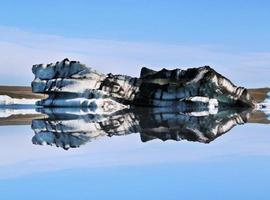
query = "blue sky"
(1, 0, 270, 51)
(0, 1, 270, 87)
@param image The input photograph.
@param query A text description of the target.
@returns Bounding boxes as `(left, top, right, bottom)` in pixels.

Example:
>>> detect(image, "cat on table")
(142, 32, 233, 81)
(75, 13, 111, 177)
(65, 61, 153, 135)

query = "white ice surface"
(0, 108, 39, 118)
(0, 95, 40, 118)
(256, 92, 270, 119)
(0, 95, 38, 106)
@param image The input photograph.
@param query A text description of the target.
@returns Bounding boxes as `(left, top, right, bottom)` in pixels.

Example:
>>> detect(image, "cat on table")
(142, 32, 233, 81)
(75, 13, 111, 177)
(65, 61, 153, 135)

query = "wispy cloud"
(0, 25, 269, 87)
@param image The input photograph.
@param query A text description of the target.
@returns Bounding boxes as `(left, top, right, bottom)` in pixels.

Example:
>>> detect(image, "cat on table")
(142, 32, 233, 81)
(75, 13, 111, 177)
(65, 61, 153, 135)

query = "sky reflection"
(0, 108, 269, 179)
(0, 123, 270, 199)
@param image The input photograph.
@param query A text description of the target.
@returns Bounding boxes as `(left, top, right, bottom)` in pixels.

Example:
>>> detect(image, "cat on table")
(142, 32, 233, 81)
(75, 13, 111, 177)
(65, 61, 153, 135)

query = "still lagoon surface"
(0, 107, 269, 200)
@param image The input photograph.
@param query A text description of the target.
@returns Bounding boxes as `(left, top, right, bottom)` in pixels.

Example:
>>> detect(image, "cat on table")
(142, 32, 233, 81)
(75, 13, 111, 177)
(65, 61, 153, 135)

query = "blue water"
(0, 117, 269, 199)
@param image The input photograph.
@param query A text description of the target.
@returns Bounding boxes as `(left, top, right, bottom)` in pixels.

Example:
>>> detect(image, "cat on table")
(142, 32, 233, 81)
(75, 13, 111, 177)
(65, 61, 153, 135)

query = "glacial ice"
(31, 59, 255, 109)
(0, 95, 38, 107)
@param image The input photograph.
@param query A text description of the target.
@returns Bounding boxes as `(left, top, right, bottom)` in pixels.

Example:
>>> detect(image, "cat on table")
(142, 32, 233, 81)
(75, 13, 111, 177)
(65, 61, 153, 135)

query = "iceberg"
(31, 59, 256, 109)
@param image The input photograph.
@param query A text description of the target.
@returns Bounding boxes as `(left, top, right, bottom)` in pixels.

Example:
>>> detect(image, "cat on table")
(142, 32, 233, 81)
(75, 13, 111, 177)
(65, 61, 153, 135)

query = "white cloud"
(0, 25, 269, 87)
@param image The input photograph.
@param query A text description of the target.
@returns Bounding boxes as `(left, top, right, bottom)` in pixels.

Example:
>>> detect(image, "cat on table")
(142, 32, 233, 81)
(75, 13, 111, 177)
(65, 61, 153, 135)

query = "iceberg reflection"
(31, 107, 256, 150)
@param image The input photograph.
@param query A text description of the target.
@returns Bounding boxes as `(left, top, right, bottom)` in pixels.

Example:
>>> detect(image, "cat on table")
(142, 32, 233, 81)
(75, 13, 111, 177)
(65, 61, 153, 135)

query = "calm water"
(0, 107, 270, 199)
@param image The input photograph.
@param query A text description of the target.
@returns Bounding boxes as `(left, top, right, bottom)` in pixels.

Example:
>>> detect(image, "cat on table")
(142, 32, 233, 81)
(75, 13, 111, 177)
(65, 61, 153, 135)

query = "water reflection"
(28, 107, 262, 150)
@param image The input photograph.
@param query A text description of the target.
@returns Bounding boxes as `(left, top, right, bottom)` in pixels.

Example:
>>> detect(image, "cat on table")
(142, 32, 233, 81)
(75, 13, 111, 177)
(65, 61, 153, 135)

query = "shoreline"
(0, 85, 45, 99)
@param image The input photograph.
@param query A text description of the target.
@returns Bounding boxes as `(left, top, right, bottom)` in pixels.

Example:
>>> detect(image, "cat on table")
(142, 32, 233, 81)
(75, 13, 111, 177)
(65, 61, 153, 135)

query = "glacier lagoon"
(0, 59, 269, 199)
(0, 106, 269, 199)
